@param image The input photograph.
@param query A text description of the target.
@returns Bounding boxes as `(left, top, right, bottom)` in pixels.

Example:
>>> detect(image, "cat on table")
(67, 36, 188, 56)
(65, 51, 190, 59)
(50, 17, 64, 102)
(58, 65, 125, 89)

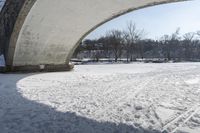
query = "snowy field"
(1, 63, 200, 133)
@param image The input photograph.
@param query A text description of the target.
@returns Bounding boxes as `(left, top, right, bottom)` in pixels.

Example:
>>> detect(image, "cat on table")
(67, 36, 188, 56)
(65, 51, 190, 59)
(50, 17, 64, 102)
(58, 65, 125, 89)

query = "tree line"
(73, 22, 200, 62)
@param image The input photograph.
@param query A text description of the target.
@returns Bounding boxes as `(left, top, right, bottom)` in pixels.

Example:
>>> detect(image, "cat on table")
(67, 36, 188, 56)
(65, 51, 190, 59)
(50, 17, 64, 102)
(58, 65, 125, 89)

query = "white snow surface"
(1, 63, 200, 133)
(185, 78, 200, 85)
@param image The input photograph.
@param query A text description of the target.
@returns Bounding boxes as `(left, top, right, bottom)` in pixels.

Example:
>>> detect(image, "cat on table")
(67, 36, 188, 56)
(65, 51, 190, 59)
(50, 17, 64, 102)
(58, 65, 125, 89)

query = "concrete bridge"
(0, 0, 186, 72)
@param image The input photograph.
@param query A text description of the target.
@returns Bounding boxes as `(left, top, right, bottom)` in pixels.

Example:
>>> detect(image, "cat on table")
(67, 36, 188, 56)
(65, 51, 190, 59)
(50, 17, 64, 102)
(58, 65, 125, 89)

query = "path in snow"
(0, 63, 200, 133)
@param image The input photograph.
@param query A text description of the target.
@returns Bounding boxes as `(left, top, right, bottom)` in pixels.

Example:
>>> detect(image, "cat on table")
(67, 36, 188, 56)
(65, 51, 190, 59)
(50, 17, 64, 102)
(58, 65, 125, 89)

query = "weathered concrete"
(0, 0, 187, 72)
(0, 0, 26, 56)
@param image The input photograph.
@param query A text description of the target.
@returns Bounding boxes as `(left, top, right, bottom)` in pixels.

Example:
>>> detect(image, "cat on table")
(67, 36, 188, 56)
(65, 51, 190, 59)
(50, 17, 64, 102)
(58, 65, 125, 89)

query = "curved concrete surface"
(0, 0, 187, 71)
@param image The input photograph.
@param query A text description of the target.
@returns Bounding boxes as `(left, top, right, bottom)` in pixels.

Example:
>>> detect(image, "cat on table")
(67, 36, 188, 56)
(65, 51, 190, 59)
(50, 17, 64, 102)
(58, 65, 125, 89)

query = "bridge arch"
(0, 0, 187, 71)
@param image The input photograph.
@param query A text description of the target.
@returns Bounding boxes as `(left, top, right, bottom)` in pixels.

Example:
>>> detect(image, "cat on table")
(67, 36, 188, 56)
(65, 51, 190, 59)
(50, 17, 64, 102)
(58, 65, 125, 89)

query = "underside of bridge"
(0, 0, 186, 72)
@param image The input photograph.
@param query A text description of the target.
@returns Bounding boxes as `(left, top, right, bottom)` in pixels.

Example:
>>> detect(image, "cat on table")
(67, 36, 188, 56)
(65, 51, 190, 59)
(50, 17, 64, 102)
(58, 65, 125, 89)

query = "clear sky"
(86, 0, 200, 40)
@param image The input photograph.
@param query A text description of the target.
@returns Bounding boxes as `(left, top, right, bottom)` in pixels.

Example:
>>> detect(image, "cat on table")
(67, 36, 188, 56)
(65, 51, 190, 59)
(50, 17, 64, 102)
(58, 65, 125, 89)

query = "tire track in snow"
(95, 72, 170, 118)
(94, 74, 156, 116)
(162, 104, 200, 133)
(142, 67, 200, 133)
(95, 68, 196, 123)
(172, 106, 200, 133)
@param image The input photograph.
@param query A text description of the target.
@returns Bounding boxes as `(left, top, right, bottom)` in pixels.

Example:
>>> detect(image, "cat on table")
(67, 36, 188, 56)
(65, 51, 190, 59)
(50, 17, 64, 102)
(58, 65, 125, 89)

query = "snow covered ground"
(1, 63, 200, 133)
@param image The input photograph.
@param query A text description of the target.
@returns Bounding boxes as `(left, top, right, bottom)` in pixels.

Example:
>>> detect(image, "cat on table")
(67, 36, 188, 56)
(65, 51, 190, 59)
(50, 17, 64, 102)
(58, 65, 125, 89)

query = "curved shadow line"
(0, 73, 161, 133)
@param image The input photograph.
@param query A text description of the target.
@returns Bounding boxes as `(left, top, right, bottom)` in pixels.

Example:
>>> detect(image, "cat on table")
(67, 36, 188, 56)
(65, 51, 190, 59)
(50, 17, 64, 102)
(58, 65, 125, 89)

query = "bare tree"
(122, 31, 131, 62)
(197, 31, 200, 38)
(183, 32, 195, 41)
(160, 34, 170, 60)
(170, 28, 181, 60)
(125, 21, 145, 61)
(160, 28, 180, 60)
(183, 32, 195, 59)
(106, 30, 123, 62)
(74, 25, 200, 63)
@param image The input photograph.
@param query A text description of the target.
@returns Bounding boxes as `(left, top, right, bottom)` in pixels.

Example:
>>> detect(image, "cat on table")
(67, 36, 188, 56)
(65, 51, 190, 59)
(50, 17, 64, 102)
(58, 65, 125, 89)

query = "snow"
(1, 62, 200, 133)
(0, 55, 5, 66)
(185, 78, 200, 85)
(155, 107, 176, 123)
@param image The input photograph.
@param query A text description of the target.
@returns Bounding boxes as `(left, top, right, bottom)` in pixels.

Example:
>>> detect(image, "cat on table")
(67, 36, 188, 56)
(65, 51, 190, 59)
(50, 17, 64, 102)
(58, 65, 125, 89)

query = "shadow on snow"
(0, 73, 160, 133)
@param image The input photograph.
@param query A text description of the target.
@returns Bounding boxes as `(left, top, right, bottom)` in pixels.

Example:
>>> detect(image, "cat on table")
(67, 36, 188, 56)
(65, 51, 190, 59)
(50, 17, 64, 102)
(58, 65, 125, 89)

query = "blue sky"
(86, 0, 200, 40)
